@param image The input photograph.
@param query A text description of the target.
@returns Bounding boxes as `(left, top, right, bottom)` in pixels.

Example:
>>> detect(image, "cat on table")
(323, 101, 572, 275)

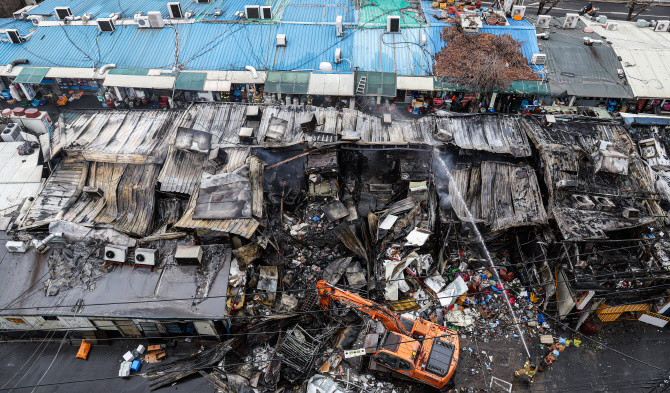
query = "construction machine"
(316, 280, 459, 391)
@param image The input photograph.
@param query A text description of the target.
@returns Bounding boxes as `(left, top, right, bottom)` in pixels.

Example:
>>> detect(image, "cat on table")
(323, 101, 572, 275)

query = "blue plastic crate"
(130, 360, 141, 372)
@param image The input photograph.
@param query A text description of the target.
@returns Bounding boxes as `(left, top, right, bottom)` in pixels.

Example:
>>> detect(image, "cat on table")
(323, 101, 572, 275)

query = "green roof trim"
(433, 77, 550, 95)
(175, 72, 207, 91)
(356, 71, 397, 97)
(264, 71, 310, 94)
(13, 67, 50, 84)
(107, 68, 151, 76)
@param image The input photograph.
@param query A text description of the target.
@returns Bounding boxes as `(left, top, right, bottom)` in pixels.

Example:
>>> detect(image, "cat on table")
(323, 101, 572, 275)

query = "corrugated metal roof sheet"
(27, 0, 226, 20)
(527, 16, 633, 98)
(0, 18, 36, 35)
(588, 19, 670, 98)
(281, 0, 354, 23)
(353, 27, 432, 75)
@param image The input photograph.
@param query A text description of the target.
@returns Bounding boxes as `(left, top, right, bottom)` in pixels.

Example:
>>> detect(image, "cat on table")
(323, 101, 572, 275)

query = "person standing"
(539, 350, 560, 372)
(514, 360, 538, 386)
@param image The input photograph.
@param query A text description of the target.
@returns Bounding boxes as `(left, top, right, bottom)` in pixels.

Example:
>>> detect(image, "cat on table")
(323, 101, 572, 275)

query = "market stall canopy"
(175, 72, 207, 91)
(13, 67, 49, 84)
(397, 76, 434, 91)
(433, 77, 550, 95)
(45, 67, 101, 80)
(307, 72, 355, 96)
(355, 71, 397, 97)
(103, 74, 176, 89)
(264, 71, 310, 94)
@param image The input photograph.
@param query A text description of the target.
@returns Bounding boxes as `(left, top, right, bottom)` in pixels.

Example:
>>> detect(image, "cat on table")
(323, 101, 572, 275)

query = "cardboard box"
(540, 335, 554, 344)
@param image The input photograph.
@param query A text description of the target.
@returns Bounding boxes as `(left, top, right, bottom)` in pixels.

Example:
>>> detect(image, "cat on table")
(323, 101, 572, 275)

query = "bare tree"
(0, 0, 26, 18)
(537, 0, 562, 15)
(627, 0, 656, 21)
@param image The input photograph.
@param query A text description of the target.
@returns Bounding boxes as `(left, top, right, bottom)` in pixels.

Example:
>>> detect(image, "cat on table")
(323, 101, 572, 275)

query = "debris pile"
(433, 27, 540, 91)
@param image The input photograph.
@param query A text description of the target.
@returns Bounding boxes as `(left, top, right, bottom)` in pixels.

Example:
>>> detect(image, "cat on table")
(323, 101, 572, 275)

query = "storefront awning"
(433, 77, 550, 95)
(397, 76, 434, 92)
(307, 73, 355, 96)
(264, 71, 310, 94)
(103, 74, 176, 89)
(175, 72, 207, 91)
(13, 67, 50, 84)
(355, 72, 397, 97)
(45, 67, 100, 79)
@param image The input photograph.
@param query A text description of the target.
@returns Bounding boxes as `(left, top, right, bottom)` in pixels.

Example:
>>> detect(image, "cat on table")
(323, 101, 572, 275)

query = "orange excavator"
(316, 280, 459, 391)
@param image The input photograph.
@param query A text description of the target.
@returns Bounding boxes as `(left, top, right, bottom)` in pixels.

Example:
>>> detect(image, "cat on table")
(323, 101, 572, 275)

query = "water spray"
(435, 151, 532, 359)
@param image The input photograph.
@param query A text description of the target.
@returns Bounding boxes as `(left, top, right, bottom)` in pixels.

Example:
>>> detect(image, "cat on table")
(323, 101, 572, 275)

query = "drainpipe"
(98, 63, 116, 75)
(245, 65, 259, 79)
(5, 59, 29, 73)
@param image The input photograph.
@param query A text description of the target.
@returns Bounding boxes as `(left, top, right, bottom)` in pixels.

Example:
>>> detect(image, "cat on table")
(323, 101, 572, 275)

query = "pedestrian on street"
(514, 360, 538, 386)
(549, 337, 567, 353)
(539, 350, 559, 372)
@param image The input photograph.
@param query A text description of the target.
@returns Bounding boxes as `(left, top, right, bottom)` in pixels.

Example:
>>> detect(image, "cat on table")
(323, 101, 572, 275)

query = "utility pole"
(627, 0, 656, 21)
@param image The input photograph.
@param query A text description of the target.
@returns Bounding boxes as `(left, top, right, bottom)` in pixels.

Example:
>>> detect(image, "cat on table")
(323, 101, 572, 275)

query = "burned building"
(1, 104, 669, 392)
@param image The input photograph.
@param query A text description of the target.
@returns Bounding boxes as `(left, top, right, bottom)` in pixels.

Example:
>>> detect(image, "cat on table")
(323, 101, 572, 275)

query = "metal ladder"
(356, 76, 367, 95)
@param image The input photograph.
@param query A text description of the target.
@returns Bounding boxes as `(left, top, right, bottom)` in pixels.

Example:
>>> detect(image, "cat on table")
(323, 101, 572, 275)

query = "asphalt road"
(524, 0, 670, 21)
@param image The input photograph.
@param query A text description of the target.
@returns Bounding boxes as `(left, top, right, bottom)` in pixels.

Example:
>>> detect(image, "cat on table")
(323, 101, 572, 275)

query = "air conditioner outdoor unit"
(531, 54, 547, 65)
(2, 123, 23, 142)
(175, 245, 203, 265)
(637, 19, 650, 28)
(512, 5, 526, 18)
(55, 6, 72, 20)
(639, 138, 658, 159)
(245, 5, 260, 19)
(137, 16, 151, 28)
(147, 11, 165, 28)
(135, 248, 157, 266)
(261, 6, 272, 19)
(196, 0, 212, 3)
(276, 33, 287, 46)
(387, 15, 400, 33)
(168, 2, 183, 18)
(104, 245, 128, 263)
(655, 20, 670, 31)
(5, 29, 22, 45)
(336, 15, 343, 36)
(30, 15, 46, 26)
(536, 15, 551, 28)
(606, 22, 619, 31)
(13, 11, 26, 20)
(6, 241, 27, 253)
(563, 13, 578, 29)
(97, 18, 115, 33)
(334, 48, 342, 63)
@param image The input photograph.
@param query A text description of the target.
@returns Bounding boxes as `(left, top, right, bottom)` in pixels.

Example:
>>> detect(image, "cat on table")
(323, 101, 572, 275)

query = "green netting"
(433, 77, 550, 95)
(356, 72, 397, 97)
(107, 68, 151, 76)
(264, 71, 310, 94)
(358, 0, 424, 28)
(13, 67, 49, 84)
(175, 72, 207, 91)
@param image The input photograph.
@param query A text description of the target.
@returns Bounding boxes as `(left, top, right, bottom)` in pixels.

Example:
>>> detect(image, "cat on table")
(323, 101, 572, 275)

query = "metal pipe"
(5, 59, 29, 73)
(245, 65, 259, 79)
(97, 63, 116, 75)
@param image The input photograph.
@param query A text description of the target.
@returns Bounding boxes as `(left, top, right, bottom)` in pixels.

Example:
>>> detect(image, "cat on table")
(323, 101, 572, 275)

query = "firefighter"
(539, 350, 559, 372)
(549, 337, 567, 353)
(514, 360, 538, 386)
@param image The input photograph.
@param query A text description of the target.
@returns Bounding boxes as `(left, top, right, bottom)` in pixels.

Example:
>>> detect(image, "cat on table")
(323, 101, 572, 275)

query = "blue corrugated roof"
(0, 23, 355, 72)
(0, 19, 36, 35)
(353, 28, 433, 76)
(27, 0, 226, 19)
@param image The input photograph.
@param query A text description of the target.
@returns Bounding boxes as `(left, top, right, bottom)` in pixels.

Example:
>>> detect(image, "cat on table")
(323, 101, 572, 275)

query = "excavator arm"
(316, 280, 412, 336)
